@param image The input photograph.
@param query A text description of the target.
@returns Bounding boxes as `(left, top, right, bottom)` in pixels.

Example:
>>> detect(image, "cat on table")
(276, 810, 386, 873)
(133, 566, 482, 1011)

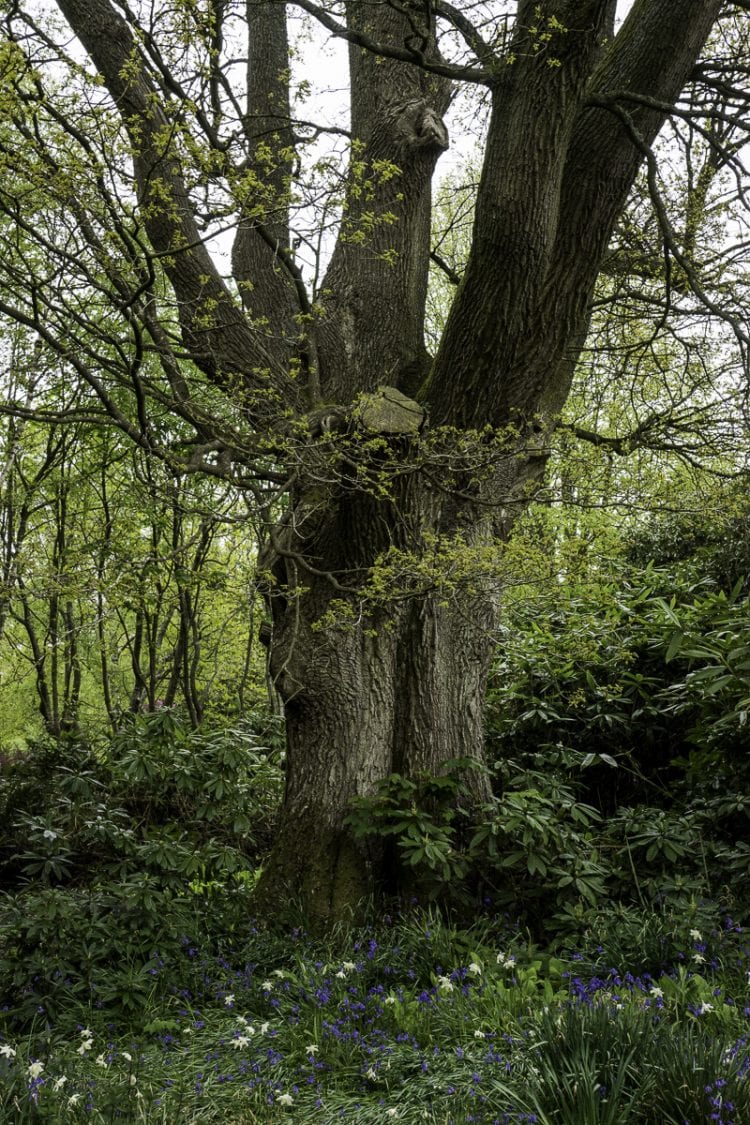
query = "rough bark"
(427, 0, 725, 429)
(317, 2, 451, 399)
(255, 457, 502, 923)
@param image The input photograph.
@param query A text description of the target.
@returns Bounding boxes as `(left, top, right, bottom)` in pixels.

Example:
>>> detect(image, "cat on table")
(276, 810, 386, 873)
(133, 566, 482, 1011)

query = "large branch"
(427, 0, 725, 432)
(426, 0, 615, 428)
(537, 0, 728, 415)
(315, 0, 452, 403)
(231, 0, 300, 370)
(54, 0, 300, 424)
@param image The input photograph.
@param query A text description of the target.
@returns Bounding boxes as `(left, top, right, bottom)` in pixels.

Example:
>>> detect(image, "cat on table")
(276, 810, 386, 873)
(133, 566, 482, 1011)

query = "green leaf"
(665, 629, 684, 662)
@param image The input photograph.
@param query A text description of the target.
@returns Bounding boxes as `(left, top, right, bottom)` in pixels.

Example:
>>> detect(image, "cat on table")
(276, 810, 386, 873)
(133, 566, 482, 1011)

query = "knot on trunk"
(306, 406, 349, 437)
(389, 99, 449, 152)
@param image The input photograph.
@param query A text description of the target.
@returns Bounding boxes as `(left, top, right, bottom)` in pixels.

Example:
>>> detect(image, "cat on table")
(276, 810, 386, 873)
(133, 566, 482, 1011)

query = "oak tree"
(0, 0, 748, 922)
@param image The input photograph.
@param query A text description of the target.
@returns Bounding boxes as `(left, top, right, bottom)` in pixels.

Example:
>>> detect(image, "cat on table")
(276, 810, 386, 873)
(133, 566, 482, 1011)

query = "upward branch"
(427, 0, 725, 432)
(315, 0, 451, 404)
(54, 0, 301, 424)
(231, 0, 300, 371)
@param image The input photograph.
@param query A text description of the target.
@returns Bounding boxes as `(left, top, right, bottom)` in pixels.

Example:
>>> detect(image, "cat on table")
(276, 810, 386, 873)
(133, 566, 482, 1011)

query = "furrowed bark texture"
(51, 0, 724, 925)
(231, 1, 299, 365)
(317, 2, 451, 400)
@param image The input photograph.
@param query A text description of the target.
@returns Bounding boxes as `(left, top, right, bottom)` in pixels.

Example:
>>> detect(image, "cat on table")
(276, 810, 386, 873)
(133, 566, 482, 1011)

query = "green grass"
(1, 911, 749, 1123)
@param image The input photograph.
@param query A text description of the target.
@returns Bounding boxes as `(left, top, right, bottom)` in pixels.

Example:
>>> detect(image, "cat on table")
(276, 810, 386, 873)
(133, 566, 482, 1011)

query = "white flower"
(474, 1029, 485, 1039)
(335, 970, 346, 979)
(260, 1022, 270, 1035)
(698, 1001, 714, 1014)
(67, 1094, 82, 1107)
(0, 1044, 16, 1058)
(27, 1061, 44, 1079)
(232, 1036, 251, 1049)
(690, 929, 703, 942)
(53, 1076, 68, 1091)
(366, 1066, 378, 1080)
(95, 1053, 108, 1067)
(342, 961, 356, 971)
(386, 1110, 399, 1119)
(236, 1015, 248, 1026)
(272, 969, 286, 978)
(437, 974, 454, 992)
(79, 1028, 93, 1039)
(42, 828, 58, 840)
(77, 1040, 93, 1055)
(649, 987, 664, 999)
(261, 980, 273, 991)
(224, 994, 235, 1007)
(468, 962, 482, 976)
(693, 953, 706, 964)
(129, 1074, 137, 1086)
(384, 996, 397, 1005)
(278, 1093, 294, 1107)
(122, 1052, 132, 1063)
(496, 952, 515, 968)
(306, 1044, 319, 1055)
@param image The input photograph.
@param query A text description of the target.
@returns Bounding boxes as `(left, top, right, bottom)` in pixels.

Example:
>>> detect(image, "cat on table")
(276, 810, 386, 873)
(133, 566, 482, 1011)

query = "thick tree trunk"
(255, 454, 508, 923)
(258, 591, 400, 921)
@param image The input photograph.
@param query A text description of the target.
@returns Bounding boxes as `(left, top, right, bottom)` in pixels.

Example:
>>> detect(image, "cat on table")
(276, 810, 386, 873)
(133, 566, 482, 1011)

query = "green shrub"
(0, 708, 283, 1026)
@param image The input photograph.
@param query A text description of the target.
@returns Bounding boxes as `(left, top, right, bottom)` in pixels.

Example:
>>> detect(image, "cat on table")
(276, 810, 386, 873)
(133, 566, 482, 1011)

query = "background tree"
(0, 338, 265, 739)
(0, 0, 748, 923)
